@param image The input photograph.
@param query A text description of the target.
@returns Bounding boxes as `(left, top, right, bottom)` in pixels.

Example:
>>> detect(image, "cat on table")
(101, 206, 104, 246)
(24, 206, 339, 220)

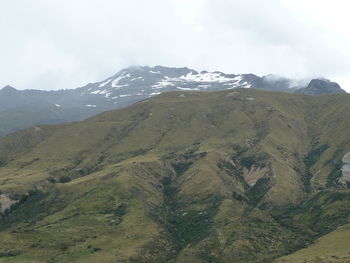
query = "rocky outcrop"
(296, 79, 346, 95)
(343, 152, 350, 163)
(0, 194, 18, 215)
(243, 166, 270, 187)
(339, 152, 350, 186)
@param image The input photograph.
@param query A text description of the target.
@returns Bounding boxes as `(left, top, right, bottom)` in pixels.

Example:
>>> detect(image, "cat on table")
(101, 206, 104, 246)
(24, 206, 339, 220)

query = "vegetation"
(0, 89, 349, 262)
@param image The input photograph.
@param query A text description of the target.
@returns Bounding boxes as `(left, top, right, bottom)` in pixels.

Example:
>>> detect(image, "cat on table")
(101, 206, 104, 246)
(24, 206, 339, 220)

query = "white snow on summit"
(179, 72, 233, 83)
(83, 68, 257, 105)
(151, 71, 243, 90)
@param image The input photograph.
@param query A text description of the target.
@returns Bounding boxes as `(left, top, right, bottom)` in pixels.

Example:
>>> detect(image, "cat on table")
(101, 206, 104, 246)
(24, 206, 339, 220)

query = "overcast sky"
(1, 0, 350, 91)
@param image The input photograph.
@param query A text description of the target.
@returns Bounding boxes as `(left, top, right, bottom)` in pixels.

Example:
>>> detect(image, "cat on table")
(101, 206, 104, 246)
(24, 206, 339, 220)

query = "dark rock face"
(295, 79, 346, 95)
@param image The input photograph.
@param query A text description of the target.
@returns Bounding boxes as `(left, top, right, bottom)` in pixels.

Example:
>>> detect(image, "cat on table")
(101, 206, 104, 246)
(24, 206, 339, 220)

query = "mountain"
(0, 66, 346, 137)
(0, 88, 349, 262)
(295, 78, 347, 95)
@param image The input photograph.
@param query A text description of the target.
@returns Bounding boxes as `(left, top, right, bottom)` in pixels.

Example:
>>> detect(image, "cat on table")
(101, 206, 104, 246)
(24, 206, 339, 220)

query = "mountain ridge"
(0, 65, 346, 137)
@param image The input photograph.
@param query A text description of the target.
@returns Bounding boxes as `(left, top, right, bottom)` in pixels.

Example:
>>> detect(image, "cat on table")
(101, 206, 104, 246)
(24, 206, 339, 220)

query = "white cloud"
(0, 0, 349, 91)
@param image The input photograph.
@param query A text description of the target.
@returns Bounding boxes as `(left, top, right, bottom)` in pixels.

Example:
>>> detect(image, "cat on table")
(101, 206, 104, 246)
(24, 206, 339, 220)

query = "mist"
(1, 0, 350, 91)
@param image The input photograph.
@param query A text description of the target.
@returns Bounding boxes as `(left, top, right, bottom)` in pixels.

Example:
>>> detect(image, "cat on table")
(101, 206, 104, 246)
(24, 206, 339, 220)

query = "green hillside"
(0, 89, 349, 262)
(275, 223, 350, 263)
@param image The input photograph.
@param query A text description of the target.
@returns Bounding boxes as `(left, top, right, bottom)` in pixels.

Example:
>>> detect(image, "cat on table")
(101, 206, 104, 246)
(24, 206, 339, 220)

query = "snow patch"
(131, 77, 143, 81)
(111, 73, 130, 87)
(233, 75, 243, 83)
(176, 87, 200, 91)
(99, 89, 108, 94)
(180, 72, 232, 83)
(198, 84, 211, 89)
(113, 84, 129, 89)
(150, 92, 161, 96)
(151, 72, 242, 90)
(240, 82, 251, 88)
(99, 79, 112, 87)
(152, 77, 176, 89)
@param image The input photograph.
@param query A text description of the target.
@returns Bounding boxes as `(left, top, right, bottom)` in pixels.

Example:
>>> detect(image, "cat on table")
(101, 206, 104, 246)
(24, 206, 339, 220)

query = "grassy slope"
(275, 223, 350, 263)
(0, 89, 349, 262)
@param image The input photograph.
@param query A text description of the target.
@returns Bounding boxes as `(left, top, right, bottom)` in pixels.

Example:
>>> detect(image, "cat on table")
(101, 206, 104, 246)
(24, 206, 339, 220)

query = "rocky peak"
(296, 79, 346, 95)
(1, 85, 17, 92)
